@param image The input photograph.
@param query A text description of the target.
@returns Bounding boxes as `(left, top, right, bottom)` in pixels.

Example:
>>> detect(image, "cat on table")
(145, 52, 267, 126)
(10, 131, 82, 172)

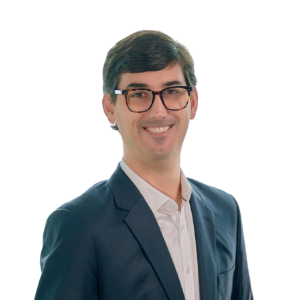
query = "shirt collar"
(120, 158, 192, 214)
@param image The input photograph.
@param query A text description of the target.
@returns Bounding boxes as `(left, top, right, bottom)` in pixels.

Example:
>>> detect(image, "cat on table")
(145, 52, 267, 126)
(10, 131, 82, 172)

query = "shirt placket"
(179, 203, 195, 300)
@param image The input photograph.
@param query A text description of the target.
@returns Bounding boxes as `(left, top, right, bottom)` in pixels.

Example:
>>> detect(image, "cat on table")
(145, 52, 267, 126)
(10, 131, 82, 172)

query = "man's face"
(103, 63, 198, 164)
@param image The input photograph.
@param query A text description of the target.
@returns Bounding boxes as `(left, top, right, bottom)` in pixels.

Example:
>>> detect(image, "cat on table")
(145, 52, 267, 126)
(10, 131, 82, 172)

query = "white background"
(1, 0, 299, 299)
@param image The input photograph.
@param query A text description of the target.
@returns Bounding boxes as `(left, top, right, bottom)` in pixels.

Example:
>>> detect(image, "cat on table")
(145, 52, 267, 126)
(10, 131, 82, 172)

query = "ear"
(190, 86, 198, 120)
(102, 93, 116, 124)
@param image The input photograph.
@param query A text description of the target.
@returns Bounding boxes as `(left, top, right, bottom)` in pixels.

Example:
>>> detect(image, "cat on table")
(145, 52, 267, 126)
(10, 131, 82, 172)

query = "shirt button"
(180, 224, 184, 230)
(187, 267, 191, 274)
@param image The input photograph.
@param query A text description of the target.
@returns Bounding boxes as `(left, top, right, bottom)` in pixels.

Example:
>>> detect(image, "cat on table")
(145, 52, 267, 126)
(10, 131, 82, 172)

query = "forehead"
(118, 64, 186, 89)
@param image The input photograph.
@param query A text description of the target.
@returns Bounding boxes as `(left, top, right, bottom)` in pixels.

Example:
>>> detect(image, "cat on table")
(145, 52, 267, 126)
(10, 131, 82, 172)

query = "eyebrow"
(125, 80, 184, 90)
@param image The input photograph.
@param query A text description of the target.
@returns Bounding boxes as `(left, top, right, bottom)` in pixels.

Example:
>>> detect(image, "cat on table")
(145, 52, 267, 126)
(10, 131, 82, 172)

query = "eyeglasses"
(114, 86, 193, 113)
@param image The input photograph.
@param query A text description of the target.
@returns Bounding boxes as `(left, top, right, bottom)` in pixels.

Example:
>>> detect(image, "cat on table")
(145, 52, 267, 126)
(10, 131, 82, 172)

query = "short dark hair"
(103, 30, 197, 130)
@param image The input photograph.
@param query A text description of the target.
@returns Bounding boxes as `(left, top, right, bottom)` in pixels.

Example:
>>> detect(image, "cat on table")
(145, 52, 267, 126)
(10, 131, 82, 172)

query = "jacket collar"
(108, 164, 218, 300)
(189, 181, 217, 300)
(107, 162, 141, 211)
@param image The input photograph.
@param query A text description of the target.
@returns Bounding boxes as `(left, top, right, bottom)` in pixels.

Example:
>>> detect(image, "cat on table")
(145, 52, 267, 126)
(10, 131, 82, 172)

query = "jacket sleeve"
(231, 202, 254, 300)
(34, 209, 99, 300)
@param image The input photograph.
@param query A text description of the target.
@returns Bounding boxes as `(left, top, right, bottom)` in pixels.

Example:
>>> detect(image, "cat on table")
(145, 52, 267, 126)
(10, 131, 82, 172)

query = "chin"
(147, 146, 177, 161)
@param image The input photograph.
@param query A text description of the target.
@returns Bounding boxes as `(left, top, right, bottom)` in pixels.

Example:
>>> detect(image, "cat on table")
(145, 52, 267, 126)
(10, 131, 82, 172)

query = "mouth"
(143, 125, 173, 134)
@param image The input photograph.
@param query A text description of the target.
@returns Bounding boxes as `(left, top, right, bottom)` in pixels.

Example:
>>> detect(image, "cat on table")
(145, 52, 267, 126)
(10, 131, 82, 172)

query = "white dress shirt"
(121, 159, 200, 300)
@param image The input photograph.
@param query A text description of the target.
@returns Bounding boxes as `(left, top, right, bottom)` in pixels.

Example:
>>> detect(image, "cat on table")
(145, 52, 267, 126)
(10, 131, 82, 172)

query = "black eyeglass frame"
(114, 86, 193, 113)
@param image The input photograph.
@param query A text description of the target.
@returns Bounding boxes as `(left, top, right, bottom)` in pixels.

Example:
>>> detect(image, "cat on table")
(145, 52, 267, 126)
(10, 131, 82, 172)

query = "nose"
(149, 94, 168, 119)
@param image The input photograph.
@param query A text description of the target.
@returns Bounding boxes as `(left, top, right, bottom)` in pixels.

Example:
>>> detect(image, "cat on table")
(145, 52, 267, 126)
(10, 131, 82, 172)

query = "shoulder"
(59, 180, 112, 212)
(46, 180, 117, 233)
(188, 177, 239, 221)
(188, 178, 241, 250)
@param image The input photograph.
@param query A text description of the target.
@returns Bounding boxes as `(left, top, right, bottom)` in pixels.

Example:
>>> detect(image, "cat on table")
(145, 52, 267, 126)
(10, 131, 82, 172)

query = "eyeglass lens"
(127, 87, 189, 112)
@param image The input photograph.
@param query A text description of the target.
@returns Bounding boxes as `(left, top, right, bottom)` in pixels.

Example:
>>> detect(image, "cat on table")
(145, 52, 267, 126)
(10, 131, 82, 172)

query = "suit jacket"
(34, 163, 253, 300)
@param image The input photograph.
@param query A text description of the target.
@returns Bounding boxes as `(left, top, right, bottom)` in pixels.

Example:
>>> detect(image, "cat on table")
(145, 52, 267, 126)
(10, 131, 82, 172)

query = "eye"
(130, 91, 148, 98)
(164, 88, 179, 95)
(132, 92, 143, 97)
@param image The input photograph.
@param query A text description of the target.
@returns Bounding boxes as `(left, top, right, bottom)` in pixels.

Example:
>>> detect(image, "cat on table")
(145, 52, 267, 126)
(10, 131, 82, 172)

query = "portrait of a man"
(34, 30, 253, 300)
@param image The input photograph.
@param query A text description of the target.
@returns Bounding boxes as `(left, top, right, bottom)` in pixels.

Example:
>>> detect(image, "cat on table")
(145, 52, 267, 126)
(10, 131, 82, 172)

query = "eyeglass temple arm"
(114, 90, 124, 95)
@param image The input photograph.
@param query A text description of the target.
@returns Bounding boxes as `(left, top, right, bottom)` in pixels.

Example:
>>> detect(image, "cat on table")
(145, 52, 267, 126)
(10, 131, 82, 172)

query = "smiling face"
(103, 63, 198, 166)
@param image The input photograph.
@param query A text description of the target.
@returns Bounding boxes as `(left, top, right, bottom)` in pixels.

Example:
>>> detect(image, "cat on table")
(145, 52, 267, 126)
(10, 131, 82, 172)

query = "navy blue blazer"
(35, 164, 253, 300)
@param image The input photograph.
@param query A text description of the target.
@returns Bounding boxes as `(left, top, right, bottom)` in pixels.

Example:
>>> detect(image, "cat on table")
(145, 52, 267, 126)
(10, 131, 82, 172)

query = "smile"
(144, 125, 172, 134)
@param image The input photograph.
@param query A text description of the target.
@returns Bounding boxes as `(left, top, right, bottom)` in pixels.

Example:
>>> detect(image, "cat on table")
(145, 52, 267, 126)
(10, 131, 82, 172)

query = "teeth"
(145, 126, 171, 134)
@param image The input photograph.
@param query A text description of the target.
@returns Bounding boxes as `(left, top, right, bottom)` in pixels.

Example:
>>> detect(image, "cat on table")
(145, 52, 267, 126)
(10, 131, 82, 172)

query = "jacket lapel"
(189, 184, 217, 300)
(108, 164, 185, 300)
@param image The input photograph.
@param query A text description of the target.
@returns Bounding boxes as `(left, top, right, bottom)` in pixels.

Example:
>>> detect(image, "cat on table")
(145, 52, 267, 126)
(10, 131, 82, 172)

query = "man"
(35, 30, 253, 300)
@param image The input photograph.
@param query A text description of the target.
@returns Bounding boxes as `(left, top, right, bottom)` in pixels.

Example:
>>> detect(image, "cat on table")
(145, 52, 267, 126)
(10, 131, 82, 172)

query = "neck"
(123, 151, 182, 207)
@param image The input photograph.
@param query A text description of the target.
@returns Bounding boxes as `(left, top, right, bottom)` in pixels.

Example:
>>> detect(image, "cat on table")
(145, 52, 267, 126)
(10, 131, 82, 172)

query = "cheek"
(179, 113, 191, 137)
(178, 110, 190, 125)
(117, 115, 142, 140)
